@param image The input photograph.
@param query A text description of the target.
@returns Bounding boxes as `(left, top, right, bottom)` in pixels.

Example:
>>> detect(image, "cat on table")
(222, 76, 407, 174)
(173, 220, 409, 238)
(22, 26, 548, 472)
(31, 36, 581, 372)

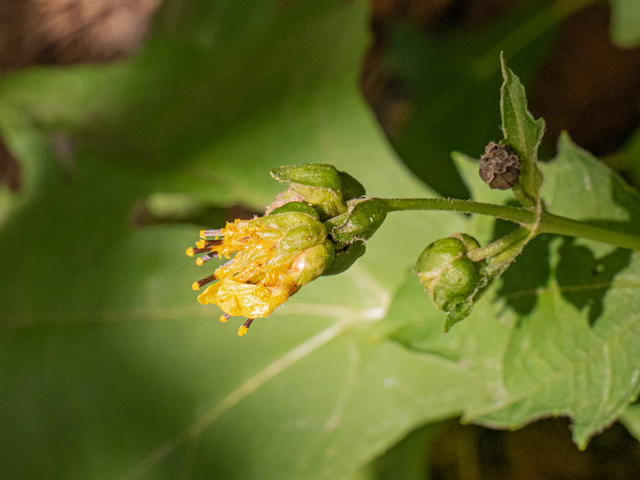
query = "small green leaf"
(500, 53, 545, 203)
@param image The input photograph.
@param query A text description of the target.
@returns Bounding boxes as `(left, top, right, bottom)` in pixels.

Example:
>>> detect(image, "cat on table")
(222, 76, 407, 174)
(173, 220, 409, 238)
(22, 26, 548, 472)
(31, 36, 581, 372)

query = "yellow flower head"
(187, 203, 334, 336)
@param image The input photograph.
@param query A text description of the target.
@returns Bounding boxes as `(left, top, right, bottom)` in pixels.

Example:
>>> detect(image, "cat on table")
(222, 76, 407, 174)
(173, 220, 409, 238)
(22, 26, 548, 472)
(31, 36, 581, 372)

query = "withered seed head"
(479, 142, 521, 190)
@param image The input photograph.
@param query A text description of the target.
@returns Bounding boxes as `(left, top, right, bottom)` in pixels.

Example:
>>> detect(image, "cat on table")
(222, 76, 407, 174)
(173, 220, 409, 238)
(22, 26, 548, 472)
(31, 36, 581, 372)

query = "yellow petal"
(197, 278, 294, 319)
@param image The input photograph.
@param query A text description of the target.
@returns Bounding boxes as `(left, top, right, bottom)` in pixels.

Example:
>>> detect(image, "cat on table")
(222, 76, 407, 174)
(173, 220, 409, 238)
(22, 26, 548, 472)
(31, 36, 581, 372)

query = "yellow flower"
(187, 204, 334, 336)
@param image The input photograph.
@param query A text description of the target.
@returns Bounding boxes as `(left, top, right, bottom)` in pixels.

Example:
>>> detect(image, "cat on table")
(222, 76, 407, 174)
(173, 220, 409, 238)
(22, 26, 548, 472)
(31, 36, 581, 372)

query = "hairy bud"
(415, 234, 485, 313)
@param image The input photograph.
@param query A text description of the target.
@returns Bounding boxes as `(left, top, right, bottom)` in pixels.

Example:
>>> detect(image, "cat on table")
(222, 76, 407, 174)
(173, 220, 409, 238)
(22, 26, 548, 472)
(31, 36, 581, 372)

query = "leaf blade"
(500, 53, 545, 202)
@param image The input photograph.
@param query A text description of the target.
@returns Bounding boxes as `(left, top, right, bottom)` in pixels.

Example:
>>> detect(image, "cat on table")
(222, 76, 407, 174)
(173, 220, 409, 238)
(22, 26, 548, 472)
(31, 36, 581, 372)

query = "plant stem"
(380, 198, 535, 224)
(539, 212, 640, 251)
(467, 227, 531, 262)
(378, 197, 640, 251)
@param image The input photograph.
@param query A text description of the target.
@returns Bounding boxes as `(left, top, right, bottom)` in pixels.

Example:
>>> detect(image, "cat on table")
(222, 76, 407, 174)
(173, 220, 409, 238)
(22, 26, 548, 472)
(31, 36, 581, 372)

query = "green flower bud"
(415, 234, 485, 313)
(270, 164, 347, 219)
(324, 198, 387, 244)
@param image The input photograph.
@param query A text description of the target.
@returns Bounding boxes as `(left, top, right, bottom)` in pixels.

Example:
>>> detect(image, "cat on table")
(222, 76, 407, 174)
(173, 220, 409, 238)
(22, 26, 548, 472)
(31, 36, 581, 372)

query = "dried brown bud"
(479, 142, 521, 190)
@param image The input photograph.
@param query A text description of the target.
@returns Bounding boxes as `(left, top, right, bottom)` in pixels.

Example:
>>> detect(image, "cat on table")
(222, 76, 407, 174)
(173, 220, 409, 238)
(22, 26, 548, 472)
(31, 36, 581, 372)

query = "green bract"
(324, 198, 388, 244)
(255, 203, 328, 255)
(268, 201, 320, 218)
(415, 234, 485, 314)
(321, 240, 366, 276)
(270, 164, 347, 219)
(337, 170, 367, 201)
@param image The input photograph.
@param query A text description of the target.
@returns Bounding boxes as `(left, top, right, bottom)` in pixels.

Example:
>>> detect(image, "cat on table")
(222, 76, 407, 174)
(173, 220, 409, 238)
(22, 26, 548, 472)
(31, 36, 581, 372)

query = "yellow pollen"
(238, 325, 249, 336)
(192, 281, 201, 291)
(219, 315, 228, 323)
(196, 258, 205, 266)
(186, 247, 195, 257)
(196, 240, 206, 249)
(199, 230, 207, 239)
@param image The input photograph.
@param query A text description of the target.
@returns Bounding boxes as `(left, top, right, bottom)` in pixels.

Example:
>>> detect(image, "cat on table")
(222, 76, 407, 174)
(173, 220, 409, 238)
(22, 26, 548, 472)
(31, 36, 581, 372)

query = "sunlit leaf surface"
(380, 133, 640, 448)
(2, 2, 640, 478)
(0, 1, 474, 478)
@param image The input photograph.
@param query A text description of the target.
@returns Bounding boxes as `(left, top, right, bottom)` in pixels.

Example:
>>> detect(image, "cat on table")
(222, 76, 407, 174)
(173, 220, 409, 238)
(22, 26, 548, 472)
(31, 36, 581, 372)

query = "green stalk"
(378, 197, 640, 251)
(467, 227, 531, 262)
(539, 212, 640, 251)
(380, 198, 535, 224)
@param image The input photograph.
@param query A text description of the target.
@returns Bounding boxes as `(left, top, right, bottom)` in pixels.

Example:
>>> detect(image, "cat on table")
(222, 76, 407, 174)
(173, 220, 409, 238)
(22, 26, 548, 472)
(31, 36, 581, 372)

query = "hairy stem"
(467, 227, 531, 262)
(380, 198, 535, 224)
(539, 212, 640, 251)
(378, 197, 640, 251)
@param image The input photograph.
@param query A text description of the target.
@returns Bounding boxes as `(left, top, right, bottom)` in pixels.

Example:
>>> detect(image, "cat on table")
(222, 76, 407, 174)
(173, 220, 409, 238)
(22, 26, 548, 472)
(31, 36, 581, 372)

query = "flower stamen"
(196, 254, 215, 266)
(186, 240, 223, 257)
(238, 318, 254, 336)
(192, 274, 217, 291)
(196, 239, 222, 249)
(187, 204, 334, 336)
(200, 229, 223, 239)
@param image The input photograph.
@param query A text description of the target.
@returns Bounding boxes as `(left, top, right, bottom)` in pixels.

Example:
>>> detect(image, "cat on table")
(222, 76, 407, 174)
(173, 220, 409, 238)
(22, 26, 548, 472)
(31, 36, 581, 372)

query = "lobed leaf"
(381, 133, 640, 448)
(0, 1, 474, 479)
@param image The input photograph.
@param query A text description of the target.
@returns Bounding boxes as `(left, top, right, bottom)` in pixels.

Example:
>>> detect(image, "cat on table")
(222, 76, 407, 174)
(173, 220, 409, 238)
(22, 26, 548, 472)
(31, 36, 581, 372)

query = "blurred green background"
(1, 0, 640, 479)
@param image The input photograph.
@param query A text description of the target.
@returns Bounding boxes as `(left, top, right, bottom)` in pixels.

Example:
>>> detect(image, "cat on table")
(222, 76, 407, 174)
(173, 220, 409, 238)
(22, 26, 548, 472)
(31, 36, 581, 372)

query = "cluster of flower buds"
(187, 164, 388, 336)
(187, 162, 517, 336)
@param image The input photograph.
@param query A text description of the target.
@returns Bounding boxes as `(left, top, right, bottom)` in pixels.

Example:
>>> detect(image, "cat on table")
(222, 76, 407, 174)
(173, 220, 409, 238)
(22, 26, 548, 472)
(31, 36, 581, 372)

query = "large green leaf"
(378, 132, 640, 448)
(0, 1, 479, 479)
